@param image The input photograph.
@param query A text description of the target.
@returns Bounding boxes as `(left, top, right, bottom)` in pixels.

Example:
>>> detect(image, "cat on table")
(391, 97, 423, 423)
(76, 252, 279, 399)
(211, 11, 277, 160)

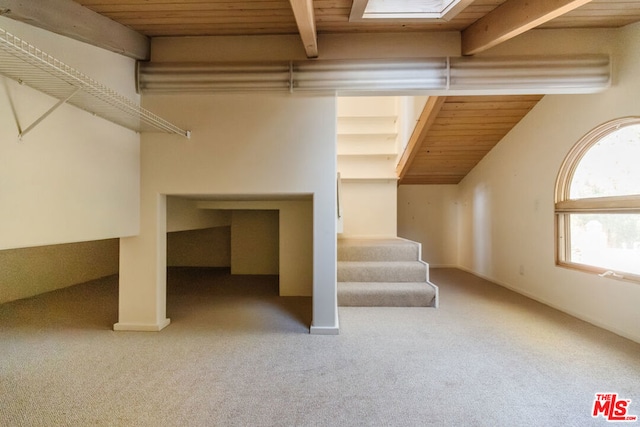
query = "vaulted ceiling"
(3, 0, 639, 184)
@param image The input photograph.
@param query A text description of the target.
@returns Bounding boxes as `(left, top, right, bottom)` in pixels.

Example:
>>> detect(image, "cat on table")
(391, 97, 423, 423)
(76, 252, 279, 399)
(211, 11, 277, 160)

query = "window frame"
(554, 117, 640, 283)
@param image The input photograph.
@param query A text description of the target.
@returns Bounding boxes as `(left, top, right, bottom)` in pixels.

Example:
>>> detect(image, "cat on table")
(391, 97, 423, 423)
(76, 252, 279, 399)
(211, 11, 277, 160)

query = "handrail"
(337, 172, 343, 220)
(336, 172, 344, 234)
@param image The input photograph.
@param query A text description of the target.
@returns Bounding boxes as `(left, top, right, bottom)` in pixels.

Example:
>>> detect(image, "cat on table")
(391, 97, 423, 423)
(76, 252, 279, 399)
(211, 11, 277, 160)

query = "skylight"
(350, 0, 473, 21)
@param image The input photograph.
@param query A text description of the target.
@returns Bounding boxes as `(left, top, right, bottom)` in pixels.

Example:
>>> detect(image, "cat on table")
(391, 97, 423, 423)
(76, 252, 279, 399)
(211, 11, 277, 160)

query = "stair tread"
(338, 260, 424, 266)
(338, 281, 437, 307)
(335, 237, 437, 308)
(338, 238, 418, 246)
(338, 281, 433, 290)
(338, 239, 421, 262)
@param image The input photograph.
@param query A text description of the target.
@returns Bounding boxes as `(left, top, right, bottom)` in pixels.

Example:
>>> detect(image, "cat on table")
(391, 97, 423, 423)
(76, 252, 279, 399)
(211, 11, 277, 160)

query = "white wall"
(397, 96, 428, 158)
(117, 93, 337, 333)
(0, 18, 139, 301)
(398, 185, 458, 266)
(0, 17, 140, 250)
(454, 23, 640, 343)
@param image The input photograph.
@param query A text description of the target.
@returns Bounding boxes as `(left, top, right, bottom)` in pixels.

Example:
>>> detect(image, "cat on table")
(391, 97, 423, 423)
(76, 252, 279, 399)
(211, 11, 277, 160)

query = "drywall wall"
(167, 227, 230, 268)
(397, 96, 428, 157)
(397, 185, 458, 267)
(0, 17, 140, 250)
(0, 18, 139, 302)
(340, 180, 397, 238)
(0, 239, 118, 304)
(231, 210, 279, 275)
(197, 199, 313, 296)
(167, 196, 231, 233)
(336, 97, 399, 238)
(455, 24, 640, 343)
(117, 93, 337, 333)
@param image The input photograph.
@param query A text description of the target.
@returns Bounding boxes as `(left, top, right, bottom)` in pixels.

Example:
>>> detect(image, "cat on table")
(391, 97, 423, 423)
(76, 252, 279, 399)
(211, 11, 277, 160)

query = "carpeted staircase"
(337, 238, 439, 307)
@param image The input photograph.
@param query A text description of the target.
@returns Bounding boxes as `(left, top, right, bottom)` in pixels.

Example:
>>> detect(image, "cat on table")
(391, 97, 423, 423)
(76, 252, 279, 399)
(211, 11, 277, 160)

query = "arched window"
(555, 117, 640, 282)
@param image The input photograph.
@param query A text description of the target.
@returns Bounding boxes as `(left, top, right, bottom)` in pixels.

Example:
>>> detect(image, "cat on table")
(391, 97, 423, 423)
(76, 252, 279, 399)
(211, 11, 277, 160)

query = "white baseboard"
(310, 313, 340, 335)
(113, 318, 171, 332)
(454, 266, 640, 344)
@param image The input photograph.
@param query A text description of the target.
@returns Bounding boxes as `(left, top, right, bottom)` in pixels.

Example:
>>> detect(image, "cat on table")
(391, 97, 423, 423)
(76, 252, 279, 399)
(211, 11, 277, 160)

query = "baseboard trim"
(113, 318, 171, 332)
(454, 266, 640, 344)
(310, 325, 340, 335)
(310, 313, 340, 335)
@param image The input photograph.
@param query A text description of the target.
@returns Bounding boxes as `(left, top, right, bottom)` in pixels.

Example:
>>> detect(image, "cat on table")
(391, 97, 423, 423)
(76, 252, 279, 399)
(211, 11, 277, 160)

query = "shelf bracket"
(1, 27, 189, 138)
(18, 87, 80, 140)
(2, 77, 22, 135)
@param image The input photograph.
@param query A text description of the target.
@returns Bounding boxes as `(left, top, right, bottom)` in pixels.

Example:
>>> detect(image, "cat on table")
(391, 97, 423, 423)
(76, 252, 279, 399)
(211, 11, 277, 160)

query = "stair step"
(338, 282, 436, 307)
(338, 238, 420, 262)
(337, 261, 427, 283)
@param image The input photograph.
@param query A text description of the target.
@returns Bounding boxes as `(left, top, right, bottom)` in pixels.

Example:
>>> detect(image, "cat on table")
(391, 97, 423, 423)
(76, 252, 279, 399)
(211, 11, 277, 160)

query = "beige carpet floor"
(1, 267, 638, 426)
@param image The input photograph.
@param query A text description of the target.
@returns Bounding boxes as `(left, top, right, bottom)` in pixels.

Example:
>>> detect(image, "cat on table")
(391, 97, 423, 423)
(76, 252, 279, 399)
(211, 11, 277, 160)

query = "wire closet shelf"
(0, 27, 190, 138)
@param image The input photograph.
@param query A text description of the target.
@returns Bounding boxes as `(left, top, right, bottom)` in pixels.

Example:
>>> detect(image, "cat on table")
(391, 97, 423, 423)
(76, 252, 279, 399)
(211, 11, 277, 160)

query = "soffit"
(67, 0, 638, 184)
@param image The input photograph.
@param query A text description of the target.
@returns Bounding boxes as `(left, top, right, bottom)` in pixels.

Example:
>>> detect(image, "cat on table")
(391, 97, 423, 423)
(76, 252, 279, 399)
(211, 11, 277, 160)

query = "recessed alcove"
(166, 194, 313, 297)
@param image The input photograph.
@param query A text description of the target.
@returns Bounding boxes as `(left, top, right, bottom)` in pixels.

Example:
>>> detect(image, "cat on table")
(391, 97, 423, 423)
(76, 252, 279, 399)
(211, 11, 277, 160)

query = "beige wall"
(340, 180, 397, 238)
(0, 18, 139, 302)
(195, 199, 314, 297)
(456, 24, 640, 343)
(167, 196, 231, 233)
(399, 24, 640, 343)
(398, 185, 458, 267)
(231, 210, 279, 275)
(118, 92, 336, 333)
(167, 227, 231, 268)
(0, 17, 140, 251)
(0, 239, 118, 304)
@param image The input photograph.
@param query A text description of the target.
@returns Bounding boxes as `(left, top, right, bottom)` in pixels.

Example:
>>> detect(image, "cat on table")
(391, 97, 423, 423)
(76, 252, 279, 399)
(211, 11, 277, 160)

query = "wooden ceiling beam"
(461, 0, 593, 56)
(289, 0, 318, 58)
(396, 96, 446, 182)
(0, 0, 149, 60)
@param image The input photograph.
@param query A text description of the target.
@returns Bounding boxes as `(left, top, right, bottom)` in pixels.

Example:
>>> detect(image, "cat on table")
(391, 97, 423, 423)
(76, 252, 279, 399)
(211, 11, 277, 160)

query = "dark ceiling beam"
(0, 0, 149, 60)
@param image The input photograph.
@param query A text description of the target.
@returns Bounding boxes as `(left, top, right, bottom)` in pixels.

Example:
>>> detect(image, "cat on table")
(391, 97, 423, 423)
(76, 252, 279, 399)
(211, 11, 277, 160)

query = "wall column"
(310, 191, 339, 335)
(115, 193, 170, 331)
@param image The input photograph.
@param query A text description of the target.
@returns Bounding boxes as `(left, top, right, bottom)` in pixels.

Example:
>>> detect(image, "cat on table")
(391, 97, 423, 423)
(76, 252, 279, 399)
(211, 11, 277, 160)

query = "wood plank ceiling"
(397, 95, 544, 184)
(69, 0, 640, 184)
(74, 0, 640, 37)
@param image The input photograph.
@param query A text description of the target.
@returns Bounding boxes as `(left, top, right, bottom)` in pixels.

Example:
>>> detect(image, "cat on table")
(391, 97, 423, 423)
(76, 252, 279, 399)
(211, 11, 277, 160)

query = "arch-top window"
(555, 117, 640, 282)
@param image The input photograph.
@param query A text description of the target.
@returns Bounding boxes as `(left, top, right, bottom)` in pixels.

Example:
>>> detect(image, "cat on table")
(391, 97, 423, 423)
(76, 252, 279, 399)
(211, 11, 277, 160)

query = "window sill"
(556, 261, 640, 284)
